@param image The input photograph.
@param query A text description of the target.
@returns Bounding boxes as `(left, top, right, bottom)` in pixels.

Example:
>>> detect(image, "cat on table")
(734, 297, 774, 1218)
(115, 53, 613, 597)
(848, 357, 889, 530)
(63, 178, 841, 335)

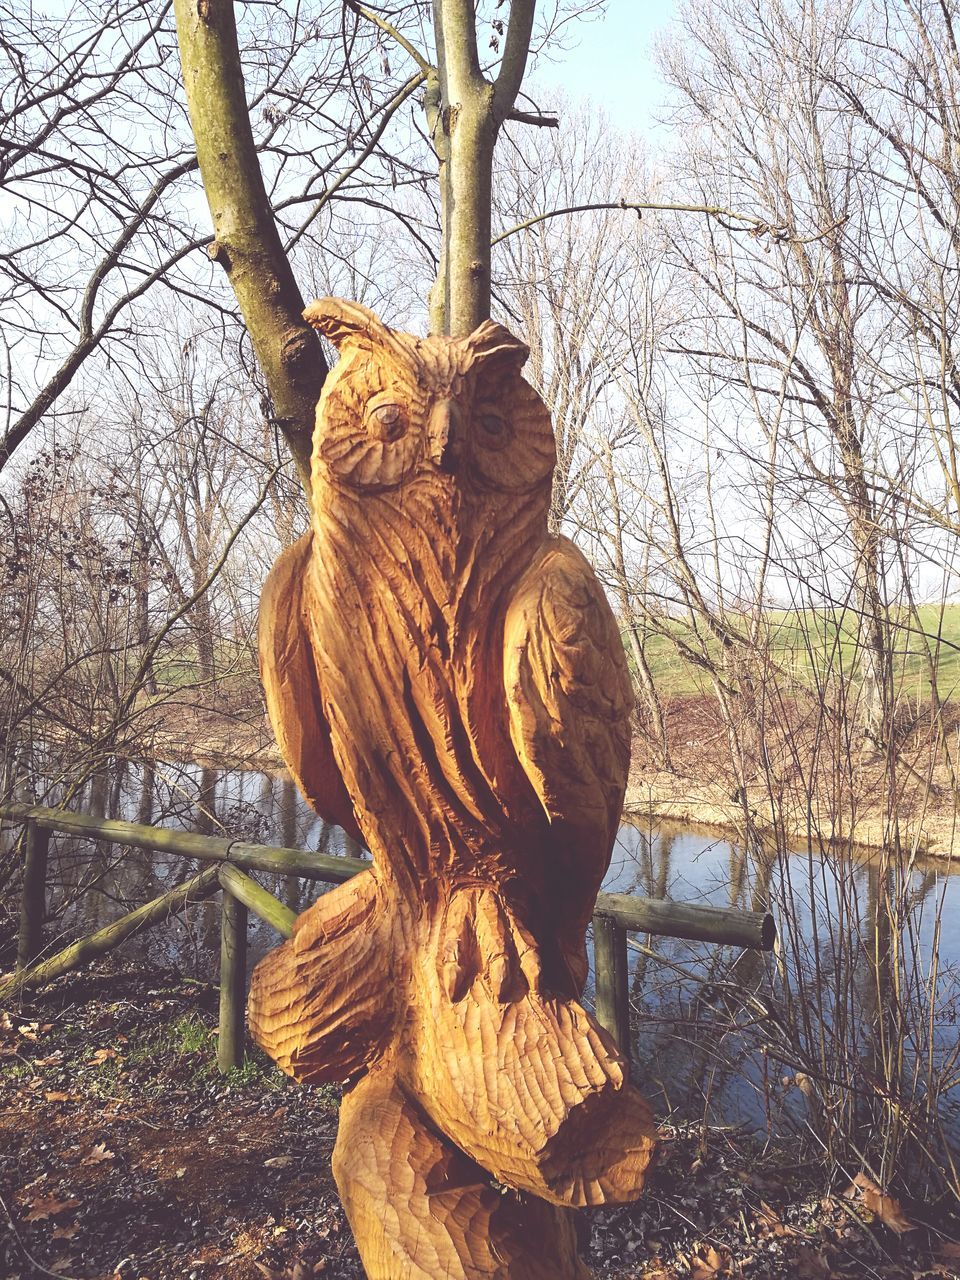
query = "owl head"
(304, 299, 556, 496)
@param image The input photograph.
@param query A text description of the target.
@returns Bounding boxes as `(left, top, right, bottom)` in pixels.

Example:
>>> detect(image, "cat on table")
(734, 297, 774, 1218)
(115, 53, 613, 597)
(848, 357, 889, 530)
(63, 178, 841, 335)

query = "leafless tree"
(0, 0, 435, 477)
(660, 0, 898, 750)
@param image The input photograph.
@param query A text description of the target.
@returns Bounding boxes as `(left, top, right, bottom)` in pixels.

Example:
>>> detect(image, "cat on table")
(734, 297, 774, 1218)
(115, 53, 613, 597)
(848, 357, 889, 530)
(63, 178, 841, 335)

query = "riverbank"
(626, 695, 960, 862)
(623, 768, 960, 863)
(2, 959, 956, 1280)
(143, 696, 960, 863)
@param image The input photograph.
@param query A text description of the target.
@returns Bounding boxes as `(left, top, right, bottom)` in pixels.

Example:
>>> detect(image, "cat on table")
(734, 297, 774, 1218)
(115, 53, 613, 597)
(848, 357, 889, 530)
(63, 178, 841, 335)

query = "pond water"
(6, 757, 960, 1149)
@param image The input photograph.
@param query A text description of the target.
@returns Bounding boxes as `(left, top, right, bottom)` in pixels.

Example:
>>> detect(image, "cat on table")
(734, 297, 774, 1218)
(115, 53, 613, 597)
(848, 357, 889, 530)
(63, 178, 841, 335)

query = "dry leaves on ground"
(23, 1193, 81, 1222)
(844, 1172, 915, 1235)
(689, 1244, 735, 1277)
(82, 1143, 115, 1165)
(89, 1047, 118, 1064)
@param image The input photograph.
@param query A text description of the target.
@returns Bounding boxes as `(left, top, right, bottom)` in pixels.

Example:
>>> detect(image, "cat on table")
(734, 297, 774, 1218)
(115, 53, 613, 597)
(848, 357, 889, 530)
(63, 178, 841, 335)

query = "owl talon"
(517, 936, 543, 997)
(437, 886, 542, 1004)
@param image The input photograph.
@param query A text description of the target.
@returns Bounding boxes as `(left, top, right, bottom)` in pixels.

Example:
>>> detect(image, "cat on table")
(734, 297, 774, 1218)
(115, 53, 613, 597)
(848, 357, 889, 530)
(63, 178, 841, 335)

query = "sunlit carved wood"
(334, 1065, 592, 1280)
(248, 298, 656, 1278)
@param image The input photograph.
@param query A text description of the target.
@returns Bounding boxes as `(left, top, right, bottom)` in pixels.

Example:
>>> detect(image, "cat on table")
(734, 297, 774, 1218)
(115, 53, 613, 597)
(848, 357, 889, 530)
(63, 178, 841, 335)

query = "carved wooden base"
(334, 1064, 593, 1279)
(249, 876, 657, 1276)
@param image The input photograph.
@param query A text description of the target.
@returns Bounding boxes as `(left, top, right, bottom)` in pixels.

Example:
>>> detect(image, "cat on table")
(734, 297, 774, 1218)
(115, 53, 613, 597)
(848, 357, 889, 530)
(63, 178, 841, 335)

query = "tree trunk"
(429, 0, 535, 335)
(172, 0, 325, 495)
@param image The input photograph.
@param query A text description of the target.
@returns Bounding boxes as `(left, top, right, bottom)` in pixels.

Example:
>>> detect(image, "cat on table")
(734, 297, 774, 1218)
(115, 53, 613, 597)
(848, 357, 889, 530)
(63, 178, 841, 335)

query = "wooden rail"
(0, 804, 776, 1071)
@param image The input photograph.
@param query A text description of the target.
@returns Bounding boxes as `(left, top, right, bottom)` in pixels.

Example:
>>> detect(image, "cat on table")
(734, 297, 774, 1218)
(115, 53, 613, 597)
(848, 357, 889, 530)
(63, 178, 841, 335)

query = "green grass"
(636, 602, 960, 702)
(146, 640, 255, 693)
(80, 1011, 292, 1095)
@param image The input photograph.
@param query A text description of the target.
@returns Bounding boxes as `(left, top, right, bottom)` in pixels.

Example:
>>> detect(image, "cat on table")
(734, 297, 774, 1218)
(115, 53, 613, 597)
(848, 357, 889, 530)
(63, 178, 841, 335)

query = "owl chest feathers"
(305, 486, 545, 886)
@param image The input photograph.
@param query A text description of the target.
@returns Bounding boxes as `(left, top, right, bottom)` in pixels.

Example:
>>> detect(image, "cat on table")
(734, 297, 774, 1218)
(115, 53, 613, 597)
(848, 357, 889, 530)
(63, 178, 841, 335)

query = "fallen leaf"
(89, 1047, 118, 1064)
(51, 1224, 79, 1240)
(43, 1092, 75, 1103)
(689, 1244, 731, 1278)
(82, 1143, 115, 1165)
(845, 1172, 915, 1234)
(755, 1200, 794, 1237)
(24, 1194, 81, 1222)
(794, 1247, 831, 1278)
(264, 1155, 294, 1168)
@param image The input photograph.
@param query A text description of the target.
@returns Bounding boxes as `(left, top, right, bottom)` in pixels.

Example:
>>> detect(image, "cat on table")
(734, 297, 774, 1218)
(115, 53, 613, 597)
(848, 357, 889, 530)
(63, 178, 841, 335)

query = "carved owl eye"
(367, 401, 407, 441)
(477, 410, 510, 450)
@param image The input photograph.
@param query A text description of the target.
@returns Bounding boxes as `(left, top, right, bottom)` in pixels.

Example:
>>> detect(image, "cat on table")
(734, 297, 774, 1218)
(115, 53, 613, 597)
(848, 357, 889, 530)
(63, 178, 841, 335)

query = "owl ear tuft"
(467, 321, 529, 370)
(303, 298, 392, 350)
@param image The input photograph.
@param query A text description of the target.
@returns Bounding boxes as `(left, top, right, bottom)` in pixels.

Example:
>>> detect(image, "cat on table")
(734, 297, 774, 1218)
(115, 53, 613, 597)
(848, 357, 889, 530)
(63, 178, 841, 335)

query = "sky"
(531, 1, 677, 139)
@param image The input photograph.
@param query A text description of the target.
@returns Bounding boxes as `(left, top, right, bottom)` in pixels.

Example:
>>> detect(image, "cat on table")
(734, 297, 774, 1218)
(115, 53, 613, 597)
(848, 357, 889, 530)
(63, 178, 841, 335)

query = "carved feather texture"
(409, 885, 657, 1209)
(334, 1065, 591, 1280)
(251, 299, 655, 1278)
(247, 871, 395, 1084)
(258, 533, 363, 844)
(505, 538, 634, 986)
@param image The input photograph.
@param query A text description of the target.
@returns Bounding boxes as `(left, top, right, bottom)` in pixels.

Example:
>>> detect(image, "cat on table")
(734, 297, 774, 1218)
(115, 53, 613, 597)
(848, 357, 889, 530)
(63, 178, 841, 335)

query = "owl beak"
(428, 399, 461, 472)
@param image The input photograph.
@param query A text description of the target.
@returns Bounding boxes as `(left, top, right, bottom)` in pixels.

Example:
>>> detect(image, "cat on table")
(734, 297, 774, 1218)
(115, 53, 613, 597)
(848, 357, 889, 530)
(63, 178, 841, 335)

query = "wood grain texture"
(334, 1065, 592, 1280)
(248, 870, 395, 1084)
(249, 298, 657, 1277)
(258, 535, 363, 845)
(407, 897, 655, 1207)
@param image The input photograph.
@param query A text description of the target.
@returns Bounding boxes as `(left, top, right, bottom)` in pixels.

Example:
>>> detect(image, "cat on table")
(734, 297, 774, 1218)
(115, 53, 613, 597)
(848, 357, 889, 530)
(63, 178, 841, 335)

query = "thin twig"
(491, 199, 793, 245)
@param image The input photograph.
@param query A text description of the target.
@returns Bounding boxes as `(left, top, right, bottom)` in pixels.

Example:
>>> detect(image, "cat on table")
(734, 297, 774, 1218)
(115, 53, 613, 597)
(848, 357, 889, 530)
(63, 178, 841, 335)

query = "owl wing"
(259, 532, 363, 844)
(503, 539, 633, 981)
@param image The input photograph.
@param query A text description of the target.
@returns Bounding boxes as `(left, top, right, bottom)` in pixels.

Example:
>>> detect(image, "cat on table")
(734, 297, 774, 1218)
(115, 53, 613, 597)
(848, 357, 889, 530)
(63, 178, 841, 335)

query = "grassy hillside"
(637, 603, 960, 702)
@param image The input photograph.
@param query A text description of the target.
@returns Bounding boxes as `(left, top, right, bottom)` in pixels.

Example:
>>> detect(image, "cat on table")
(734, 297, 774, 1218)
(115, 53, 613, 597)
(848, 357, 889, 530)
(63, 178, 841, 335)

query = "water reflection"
(597, 818, 959, 1143)
(3, 760, 958, 1142)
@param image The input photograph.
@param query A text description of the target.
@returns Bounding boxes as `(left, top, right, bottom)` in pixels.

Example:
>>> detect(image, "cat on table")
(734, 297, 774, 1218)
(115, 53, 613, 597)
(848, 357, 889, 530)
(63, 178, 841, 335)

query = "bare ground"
(1, 963, 958, 1280)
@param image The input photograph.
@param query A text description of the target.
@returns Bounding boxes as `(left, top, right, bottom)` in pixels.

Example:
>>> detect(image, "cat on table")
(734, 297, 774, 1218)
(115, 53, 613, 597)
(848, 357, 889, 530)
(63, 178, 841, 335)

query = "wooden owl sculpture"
(247, 299, 657, 1279)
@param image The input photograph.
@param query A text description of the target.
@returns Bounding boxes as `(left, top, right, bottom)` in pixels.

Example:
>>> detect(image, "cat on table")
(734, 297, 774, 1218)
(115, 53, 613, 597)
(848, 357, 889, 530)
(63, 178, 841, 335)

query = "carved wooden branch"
(248, 299, 656, 1278)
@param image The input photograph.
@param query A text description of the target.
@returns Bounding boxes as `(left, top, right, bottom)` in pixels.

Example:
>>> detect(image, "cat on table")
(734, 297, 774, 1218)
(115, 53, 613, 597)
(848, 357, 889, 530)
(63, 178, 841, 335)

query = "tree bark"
(430, 0, 536, 335)
(172, 0, 325, 495)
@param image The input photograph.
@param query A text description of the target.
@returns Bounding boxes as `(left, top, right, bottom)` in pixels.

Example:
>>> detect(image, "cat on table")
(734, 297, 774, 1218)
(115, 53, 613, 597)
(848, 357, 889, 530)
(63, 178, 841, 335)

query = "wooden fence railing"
(0, 804, 776, 1072)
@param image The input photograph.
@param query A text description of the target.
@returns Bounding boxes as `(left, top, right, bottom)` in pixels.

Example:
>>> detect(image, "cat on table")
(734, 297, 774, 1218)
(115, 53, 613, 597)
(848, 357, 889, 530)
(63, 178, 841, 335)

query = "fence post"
(218, 889, 248, 1073)
(593, 912, 631, 1066)
(16, 820, 50, 972)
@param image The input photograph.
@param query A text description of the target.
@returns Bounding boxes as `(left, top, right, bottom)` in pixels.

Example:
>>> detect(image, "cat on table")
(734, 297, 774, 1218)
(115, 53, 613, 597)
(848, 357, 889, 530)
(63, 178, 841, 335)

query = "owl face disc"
(305, 299, 556, 497)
